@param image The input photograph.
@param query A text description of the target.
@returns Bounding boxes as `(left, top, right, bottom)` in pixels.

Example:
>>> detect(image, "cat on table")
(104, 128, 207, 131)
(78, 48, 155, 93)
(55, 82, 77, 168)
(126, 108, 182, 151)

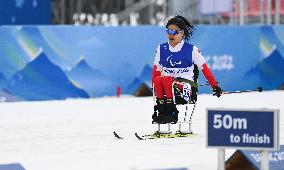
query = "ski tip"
(113, 131, 123, 139)
(135, 133, 145, 140)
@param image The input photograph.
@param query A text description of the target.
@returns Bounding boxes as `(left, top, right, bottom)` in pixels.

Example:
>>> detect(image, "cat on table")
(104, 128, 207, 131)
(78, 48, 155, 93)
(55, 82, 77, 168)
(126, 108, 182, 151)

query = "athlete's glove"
(212, 86, 223, 98)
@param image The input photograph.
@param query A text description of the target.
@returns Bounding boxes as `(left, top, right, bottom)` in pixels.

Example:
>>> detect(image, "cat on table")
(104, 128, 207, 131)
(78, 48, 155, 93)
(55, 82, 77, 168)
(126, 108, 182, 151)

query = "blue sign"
(207, 108, 279, 150)
(241, 145, 284, 170)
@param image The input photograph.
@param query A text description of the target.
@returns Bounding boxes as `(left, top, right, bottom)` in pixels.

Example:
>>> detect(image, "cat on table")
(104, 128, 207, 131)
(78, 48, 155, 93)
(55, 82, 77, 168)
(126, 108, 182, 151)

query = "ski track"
(0, 91, 283, 170)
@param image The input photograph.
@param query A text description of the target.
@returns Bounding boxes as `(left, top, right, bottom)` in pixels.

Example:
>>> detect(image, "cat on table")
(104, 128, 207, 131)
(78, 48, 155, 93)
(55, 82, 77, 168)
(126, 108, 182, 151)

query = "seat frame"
(153, 79, 198, 134)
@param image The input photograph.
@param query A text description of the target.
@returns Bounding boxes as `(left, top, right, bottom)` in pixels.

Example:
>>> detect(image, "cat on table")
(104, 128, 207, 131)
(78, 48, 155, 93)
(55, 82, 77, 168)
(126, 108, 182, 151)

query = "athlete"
(152, 15, 222, 124)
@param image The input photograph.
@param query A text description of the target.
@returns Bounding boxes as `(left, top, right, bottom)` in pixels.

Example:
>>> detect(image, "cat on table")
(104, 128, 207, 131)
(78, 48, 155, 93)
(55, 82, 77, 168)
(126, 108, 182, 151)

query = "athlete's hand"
(212, 86, 223, 98)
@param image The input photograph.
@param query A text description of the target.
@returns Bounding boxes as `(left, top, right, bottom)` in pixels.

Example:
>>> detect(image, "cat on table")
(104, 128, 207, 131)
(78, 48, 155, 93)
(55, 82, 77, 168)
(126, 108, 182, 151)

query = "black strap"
(174, 78, 198, 89)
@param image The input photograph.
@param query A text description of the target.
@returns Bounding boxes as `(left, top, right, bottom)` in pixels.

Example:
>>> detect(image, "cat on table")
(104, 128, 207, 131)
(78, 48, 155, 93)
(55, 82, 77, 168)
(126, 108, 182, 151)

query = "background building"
(52, 0, 284, 25)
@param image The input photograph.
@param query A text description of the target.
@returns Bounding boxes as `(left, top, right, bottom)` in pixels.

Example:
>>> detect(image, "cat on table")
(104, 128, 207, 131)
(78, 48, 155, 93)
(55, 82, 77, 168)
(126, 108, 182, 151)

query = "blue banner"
(0, 163, 25, 170)
(0, 25, 283, 101)
(227, 145, 284, 170)
(0, 0, 51, 25)
(193, 26, 284, 93)
(241, 145, 284, 170)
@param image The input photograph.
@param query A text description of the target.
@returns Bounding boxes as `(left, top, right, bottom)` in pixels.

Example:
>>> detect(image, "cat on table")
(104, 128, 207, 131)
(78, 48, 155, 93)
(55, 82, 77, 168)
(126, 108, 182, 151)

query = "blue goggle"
(166, 29, 182, 35)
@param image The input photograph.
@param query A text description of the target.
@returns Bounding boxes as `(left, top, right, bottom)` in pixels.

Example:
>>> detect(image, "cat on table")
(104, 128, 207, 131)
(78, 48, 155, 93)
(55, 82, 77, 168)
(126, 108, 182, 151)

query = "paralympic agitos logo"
(167, 55, 181, 66)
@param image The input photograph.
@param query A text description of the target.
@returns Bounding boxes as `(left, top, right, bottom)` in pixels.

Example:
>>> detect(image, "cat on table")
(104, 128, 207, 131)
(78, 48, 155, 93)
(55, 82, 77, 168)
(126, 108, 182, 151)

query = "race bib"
(183, 84, 192, 101)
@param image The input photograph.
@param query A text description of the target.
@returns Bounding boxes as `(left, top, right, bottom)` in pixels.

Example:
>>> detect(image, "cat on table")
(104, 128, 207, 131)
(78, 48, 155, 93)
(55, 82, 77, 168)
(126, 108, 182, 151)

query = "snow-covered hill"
(0, 91, 283, 170)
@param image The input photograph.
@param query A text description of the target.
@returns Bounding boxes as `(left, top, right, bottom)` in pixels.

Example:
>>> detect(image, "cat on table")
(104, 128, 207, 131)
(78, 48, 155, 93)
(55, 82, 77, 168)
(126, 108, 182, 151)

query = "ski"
(114, 131, 196, 140)
(135, 133, 145, 140)
(135, 131, 196, 140)
(113, 131, 123, 139)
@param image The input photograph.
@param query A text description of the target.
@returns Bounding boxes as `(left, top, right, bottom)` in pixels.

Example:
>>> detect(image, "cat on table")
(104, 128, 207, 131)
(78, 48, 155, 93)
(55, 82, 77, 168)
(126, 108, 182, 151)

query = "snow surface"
(0, 91, 283, 170)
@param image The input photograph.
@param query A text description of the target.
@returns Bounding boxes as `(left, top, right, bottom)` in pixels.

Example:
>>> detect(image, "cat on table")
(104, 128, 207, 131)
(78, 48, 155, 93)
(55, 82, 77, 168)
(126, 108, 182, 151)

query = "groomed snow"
(0, 91, 283, 170)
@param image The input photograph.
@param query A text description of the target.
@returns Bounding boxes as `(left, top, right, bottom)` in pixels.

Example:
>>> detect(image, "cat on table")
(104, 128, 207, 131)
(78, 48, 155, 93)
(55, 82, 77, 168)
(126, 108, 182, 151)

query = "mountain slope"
(6, 52, 89, 100)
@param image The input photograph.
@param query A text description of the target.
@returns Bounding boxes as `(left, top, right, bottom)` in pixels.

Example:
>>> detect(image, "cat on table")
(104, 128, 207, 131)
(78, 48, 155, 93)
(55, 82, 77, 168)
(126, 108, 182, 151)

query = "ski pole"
(198, 81, 219, 87)
(222, 87, 262, 95)
(198, 83, 210, 87)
